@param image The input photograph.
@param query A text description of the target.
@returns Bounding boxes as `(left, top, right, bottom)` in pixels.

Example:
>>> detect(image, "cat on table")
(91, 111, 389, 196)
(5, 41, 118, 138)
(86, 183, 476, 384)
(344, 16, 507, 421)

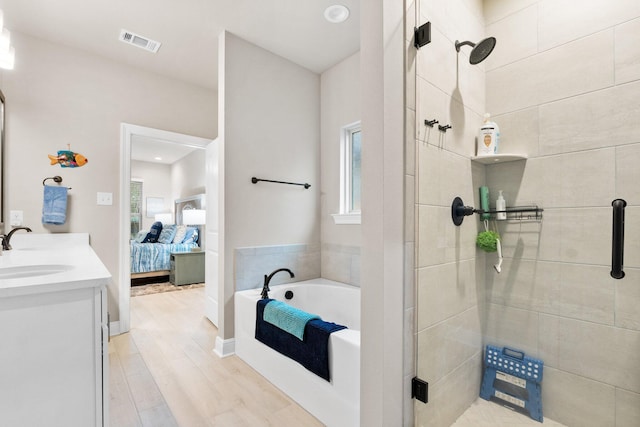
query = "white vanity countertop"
(0, 233, 111, 297)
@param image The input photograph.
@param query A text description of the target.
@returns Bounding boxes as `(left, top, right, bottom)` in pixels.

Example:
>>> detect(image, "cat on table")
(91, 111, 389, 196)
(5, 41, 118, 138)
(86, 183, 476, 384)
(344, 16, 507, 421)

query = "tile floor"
(452, 398, 566, 427)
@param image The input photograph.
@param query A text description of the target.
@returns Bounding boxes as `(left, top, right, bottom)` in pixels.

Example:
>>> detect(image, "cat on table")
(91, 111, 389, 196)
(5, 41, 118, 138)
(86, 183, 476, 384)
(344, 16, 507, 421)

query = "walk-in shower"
(455, 37, 496, 64)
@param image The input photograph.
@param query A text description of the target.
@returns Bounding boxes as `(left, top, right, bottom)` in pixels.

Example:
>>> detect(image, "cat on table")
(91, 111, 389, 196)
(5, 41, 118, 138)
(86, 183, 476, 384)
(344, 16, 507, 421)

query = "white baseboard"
(109, 321, 121, 337)
(213, 336, 235, 358)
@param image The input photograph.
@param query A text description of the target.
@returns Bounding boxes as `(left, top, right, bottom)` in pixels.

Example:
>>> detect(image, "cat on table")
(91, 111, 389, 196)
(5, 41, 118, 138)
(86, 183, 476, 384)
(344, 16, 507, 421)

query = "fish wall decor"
(48, 145, 88, 168)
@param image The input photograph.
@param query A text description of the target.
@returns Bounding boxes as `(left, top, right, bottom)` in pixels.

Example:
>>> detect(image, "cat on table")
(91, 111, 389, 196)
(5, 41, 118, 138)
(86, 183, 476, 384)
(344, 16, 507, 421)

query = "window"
(333, 121, 362, 224)
(130, 180, 143, 238)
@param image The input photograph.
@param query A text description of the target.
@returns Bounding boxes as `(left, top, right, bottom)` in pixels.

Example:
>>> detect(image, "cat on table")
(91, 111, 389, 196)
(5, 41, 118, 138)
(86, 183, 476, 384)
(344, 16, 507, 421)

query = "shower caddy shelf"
(451, 197, 543, 226)
(479, 205, 543, 222)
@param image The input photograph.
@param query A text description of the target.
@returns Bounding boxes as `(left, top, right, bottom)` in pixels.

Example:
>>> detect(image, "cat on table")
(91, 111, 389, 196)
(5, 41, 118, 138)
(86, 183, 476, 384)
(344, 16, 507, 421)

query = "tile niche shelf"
(466, 153, 543, 222)
(471, 153, 527, 164)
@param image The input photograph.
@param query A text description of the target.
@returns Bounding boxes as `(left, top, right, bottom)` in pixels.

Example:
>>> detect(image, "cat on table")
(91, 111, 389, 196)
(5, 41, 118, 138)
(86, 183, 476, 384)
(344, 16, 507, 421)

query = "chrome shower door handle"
(611, 199, 627, 279)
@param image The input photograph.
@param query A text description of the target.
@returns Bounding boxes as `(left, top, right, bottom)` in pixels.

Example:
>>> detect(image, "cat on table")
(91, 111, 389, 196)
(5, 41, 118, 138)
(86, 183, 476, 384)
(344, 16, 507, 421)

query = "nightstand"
(170, 251, 205, 285)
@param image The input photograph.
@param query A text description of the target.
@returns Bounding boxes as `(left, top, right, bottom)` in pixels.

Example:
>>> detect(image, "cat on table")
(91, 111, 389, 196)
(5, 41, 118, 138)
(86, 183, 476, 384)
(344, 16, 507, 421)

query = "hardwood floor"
(109, 287, 324, 426)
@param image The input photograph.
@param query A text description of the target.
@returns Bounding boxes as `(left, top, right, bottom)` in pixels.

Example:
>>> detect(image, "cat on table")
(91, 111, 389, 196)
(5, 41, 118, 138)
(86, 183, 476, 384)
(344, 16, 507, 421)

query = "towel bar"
(251, 176, 310, 189)
(43, 176, 72, 189)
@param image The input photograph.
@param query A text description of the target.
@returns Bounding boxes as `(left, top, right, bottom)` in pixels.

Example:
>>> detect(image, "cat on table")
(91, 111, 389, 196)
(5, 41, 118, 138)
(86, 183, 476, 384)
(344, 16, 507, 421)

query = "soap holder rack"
(451, 196, 543, 226)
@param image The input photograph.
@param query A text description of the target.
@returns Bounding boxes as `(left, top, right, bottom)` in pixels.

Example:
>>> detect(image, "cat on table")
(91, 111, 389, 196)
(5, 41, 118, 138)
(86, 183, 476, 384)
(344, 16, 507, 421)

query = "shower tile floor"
(452, 398, 567, 427)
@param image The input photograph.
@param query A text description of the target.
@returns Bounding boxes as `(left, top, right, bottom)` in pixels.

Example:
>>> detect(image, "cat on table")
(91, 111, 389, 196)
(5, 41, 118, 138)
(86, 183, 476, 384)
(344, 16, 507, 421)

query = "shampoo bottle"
(477, 113, 500, 156)
(496, 190, 507, 220)
(479, 186, 490, 220)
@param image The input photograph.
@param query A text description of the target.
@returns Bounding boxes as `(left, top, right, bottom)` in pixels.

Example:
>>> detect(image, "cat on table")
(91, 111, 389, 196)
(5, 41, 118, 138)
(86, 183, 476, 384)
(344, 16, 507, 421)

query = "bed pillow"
(182, 227, 199, 244)
(172, 225, 188, 243)
(142, 221, 163, 243)
(133, 231, 147, 243)
(157, 224, 177, 244)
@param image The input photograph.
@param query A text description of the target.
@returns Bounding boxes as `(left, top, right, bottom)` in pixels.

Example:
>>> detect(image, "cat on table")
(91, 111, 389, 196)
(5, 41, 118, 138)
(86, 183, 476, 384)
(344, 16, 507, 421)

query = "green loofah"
(476, 231, 500, 252)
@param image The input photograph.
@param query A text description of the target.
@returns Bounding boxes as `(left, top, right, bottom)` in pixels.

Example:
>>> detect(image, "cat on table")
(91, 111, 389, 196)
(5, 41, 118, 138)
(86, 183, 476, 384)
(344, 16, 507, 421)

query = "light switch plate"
(97, 192, 113, 206)
(10, 210, 23, 226)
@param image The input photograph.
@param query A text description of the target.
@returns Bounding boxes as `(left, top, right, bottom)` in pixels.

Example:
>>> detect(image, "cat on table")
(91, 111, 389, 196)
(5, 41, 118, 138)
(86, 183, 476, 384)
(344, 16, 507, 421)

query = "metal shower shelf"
(451, 197, 543, 225)
(482, 205, 543, 221)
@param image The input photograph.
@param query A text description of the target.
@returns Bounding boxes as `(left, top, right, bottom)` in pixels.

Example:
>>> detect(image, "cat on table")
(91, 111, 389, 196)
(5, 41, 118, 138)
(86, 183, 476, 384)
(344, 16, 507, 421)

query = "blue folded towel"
(42, 185, 68, 225)
(256, 299, 347, 381)
(263, 300, 320, 340)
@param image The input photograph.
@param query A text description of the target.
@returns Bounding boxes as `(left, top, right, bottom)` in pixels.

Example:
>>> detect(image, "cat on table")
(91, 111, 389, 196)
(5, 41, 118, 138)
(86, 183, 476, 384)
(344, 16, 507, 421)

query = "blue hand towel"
(42, 185, 68, 225)
(263, 299, 320, 340)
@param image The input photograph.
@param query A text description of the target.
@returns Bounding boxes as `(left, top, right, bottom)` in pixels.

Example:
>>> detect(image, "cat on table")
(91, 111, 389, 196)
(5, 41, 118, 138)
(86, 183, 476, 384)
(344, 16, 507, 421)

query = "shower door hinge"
(414, 22, 431, 49)
(412, 377, 428, 403)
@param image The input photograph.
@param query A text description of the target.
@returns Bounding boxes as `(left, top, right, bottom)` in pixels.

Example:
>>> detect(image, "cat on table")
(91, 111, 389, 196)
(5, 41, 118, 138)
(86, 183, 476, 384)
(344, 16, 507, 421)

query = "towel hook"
(43, 176, 72, 189)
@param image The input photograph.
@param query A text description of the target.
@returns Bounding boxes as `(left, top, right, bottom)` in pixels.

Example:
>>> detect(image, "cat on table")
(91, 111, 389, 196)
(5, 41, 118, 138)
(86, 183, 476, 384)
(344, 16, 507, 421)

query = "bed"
(130, 222, 200, 278)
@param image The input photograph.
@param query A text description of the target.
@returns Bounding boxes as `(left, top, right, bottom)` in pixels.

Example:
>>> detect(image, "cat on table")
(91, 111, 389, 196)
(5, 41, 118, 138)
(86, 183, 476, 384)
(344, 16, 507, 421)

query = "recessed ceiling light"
(324, 5, 350, 23)
(154, 156, 162, 161)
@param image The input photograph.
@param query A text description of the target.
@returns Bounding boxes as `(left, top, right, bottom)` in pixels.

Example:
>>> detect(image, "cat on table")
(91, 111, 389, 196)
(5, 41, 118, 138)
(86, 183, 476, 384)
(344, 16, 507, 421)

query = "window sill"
(331, 213, 361, 225)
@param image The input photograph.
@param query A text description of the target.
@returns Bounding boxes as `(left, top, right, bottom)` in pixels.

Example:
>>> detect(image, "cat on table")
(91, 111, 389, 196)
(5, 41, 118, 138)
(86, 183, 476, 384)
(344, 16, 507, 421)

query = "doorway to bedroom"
(119, 123, 214, 333)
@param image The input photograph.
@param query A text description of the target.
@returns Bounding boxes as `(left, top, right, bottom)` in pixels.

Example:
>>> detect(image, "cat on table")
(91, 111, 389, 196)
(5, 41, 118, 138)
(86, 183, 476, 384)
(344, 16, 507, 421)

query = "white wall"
(132, 150, 206, 232)
(217, 31, 320, 340)
(171, 148, 206, 202)
(360, 0, 406, 425)
(1, 32, 217, 320)
(131, 160, 172, 231)
(320, 52, 362, 285)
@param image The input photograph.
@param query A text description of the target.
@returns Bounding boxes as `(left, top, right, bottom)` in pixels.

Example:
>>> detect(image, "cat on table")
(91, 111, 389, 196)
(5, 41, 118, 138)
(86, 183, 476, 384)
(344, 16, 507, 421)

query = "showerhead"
(455, 37, 497, 64)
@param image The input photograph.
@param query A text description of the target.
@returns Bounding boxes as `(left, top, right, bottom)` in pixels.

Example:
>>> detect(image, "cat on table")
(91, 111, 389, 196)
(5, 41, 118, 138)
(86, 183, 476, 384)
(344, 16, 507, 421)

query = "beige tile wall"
(234, 244, 321, 291)
(542, 367, 616, 427)
(320, 243, 361, 286)
(408, 2, 640, 426)
(484, 1, 640, 425)
(415, 353, 483, 427)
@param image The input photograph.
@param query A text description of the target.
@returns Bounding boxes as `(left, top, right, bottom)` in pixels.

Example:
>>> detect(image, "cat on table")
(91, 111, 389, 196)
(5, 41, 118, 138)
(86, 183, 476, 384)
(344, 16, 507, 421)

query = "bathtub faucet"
(261, 268, 295, 299)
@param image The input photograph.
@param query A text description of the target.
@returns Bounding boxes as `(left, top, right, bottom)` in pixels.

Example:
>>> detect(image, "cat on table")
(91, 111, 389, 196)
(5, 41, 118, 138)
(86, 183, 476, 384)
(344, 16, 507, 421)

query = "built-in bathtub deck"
(235, 279, 360, 427)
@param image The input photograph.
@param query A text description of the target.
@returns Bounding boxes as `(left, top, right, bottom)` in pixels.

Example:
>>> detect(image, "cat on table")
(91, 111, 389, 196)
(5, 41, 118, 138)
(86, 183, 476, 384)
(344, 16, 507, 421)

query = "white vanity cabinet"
(0, 233, 111, 427)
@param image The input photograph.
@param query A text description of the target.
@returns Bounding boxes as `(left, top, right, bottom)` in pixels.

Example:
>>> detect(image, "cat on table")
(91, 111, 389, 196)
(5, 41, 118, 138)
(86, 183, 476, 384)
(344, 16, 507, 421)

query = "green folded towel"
(263, 300, 320, 340)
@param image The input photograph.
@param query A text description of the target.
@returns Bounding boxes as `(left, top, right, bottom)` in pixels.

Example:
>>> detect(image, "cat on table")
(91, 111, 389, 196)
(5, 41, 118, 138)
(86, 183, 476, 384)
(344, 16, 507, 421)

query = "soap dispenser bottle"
(477, 113, 500, 156)
(496, 190, 507, 220)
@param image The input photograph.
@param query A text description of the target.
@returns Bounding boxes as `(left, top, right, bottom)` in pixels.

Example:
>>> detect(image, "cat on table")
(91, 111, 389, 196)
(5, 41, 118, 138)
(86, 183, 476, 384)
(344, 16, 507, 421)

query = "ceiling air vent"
(119, 29, 161, 53)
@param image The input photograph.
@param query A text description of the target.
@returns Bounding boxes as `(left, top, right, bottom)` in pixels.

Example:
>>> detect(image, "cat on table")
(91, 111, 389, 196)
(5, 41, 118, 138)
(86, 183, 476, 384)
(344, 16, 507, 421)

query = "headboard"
(175, 194, 205, 225)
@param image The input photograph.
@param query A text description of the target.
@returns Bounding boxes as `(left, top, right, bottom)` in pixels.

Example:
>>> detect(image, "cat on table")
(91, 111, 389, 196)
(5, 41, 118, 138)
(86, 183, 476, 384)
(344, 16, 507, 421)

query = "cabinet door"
(0, 287, 103, 427)
(98, 286, 108, 427)
(172, 253, 205, 285)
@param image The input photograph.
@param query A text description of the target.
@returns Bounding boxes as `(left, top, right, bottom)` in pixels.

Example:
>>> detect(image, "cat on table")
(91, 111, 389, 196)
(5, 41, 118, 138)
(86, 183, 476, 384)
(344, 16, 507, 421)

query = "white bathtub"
(235, 278, 360, 427)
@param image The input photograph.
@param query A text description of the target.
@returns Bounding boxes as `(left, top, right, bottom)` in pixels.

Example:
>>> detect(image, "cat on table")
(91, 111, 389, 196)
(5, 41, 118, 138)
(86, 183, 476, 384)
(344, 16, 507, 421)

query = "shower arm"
(455, 40, 476, 52)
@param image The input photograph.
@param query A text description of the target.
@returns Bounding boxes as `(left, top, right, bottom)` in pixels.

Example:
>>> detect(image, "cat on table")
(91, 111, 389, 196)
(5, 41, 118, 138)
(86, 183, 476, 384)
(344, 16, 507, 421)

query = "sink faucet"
(261, 268, 295, 299)
(1, 227, 32, 250)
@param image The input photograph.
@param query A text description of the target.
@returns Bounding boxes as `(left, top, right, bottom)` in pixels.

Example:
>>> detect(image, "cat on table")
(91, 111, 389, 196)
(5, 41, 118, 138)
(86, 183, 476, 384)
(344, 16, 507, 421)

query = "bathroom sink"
(0, 264, 74, 280)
